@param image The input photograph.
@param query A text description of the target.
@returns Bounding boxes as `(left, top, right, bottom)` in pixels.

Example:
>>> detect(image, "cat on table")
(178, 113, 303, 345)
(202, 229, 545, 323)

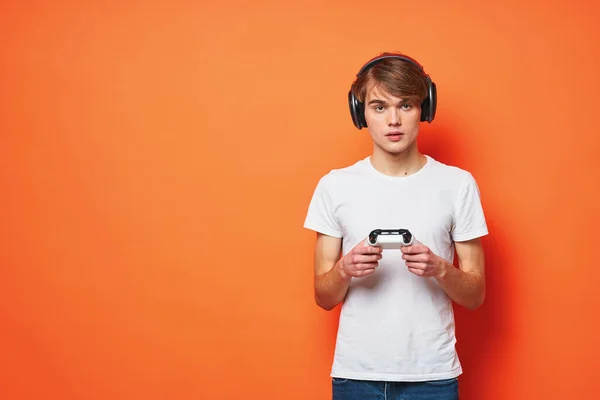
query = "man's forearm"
(436, 259, 485, 310)
(314, 261, 351, 311)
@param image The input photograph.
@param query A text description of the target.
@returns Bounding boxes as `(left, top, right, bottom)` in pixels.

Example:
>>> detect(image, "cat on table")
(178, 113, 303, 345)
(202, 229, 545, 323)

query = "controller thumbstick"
(369, 233, 377, 245)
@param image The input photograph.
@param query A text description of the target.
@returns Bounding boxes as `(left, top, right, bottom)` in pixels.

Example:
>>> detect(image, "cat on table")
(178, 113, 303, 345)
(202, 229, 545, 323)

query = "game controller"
(367, 229, 414, 249)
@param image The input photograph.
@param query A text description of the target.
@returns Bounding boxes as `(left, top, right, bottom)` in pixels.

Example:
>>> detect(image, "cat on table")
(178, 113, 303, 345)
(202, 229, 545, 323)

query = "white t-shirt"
(303, 155, 488, 382)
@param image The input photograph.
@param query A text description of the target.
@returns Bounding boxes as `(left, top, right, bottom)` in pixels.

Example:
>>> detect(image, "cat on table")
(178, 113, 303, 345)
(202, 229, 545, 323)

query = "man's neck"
(370, 146, 427, 177)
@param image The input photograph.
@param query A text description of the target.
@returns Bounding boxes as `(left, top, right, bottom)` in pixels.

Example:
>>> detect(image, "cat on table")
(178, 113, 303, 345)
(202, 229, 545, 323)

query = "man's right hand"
(337, 239, 383, 280)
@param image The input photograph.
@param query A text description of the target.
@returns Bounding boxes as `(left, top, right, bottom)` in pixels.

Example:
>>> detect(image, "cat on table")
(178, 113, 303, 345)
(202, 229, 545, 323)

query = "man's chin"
(375, 142, 413, 155)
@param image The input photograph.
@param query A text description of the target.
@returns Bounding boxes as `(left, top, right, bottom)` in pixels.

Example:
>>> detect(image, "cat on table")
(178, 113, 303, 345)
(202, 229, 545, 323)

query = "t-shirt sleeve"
(451, 173, 489, 242)
(303, 174, 343, 238)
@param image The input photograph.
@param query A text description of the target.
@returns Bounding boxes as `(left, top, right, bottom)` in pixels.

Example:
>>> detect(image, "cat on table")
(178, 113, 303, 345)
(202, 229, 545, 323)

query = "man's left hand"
(401, 242, 447, 278)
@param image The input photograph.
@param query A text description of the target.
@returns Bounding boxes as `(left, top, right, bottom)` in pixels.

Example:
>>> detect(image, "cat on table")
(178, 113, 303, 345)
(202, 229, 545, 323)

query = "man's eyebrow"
(367, 99, 406, 105)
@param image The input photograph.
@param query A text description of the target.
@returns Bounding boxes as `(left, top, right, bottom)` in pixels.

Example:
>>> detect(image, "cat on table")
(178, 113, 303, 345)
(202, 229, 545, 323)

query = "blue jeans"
(332, 377, 459, 400)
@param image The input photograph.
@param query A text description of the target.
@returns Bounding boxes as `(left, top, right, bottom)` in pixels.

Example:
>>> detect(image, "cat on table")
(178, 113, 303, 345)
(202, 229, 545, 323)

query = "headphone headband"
(357, 54, 424, 77)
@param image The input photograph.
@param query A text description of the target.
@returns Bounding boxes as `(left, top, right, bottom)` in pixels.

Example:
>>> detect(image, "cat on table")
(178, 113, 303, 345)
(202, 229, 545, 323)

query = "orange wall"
(1, 1, 599, 399)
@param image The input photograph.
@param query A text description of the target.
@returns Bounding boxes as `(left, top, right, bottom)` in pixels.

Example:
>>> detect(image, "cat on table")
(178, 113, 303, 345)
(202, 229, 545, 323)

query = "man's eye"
(375, 106, 384, 111)
(402, 104, 412, 110)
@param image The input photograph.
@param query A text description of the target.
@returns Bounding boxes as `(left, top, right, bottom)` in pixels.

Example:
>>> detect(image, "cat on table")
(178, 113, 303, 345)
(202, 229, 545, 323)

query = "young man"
(303, 53, 488, 400)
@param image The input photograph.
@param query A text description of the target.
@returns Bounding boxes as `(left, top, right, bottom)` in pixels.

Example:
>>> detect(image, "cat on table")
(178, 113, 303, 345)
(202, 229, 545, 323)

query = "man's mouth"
(386, 131, 404, 141)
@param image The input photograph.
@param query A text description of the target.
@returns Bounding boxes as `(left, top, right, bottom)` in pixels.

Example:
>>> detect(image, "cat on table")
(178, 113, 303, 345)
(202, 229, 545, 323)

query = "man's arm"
(435, 238, 486, 310)
(401, 237, 485, 310)
(313, 233, 350, 311)
(313, 233, 383, 311)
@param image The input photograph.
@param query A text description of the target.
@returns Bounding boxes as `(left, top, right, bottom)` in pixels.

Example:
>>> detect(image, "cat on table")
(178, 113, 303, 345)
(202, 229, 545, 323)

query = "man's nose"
(388, 108, 401, 126)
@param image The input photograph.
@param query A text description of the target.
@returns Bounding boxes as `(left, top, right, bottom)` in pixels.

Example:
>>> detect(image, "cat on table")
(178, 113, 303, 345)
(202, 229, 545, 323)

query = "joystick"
(368, 229, 414, 249)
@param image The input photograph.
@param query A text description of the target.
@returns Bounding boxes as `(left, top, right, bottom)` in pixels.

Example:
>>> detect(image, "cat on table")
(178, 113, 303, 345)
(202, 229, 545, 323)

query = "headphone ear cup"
(357, 99, 366, 129)
(420, 76, 437, 123)
(348, 88, 366, 129)
(429, 81, 437, 122)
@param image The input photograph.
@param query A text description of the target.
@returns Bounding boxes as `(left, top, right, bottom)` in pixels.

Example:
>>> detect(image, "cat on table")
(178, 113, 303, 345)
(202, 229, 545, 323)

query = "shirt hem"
(330, 367, 463, 382)
(452, 228, 489, 242)
(303, 222, 343, 238)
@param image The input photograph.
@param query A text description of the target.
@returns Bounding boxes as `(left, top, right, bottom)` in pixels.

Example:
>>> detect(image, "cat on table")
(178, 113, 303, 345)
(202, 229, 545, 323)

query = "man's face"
(363, 83, 422, 156)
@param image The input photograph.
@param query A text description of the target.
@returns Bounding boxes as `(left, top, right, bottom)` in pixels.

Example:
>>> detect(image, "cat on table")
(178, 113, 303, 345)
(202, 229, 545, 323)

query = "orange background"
(1, 1, 599, 399)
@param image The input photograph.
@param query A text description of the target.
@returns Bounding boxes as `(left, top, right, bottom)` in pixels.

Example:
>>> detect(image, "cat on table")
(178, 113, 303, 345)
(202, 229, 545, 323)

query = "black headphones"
(348, 53, 437, 129)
